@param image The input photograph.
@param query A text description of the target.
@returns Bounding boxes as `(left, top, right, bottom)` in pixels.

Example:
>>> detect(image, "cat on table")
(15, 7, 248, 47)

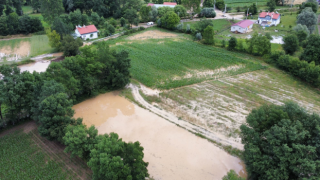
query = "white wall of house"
(75, 29, 98, 39)
(153, 4, 175, 8)
(231, 25, 252, 33)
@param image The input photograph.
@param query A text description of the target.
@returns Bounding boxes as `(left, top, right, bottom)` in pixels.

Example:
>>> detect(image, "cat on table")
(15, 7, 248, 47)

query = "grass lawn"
(22, 5, 33, 14)
(30, 35, 55, 56)
(108, 29, 264, 89)
(184, 19, 233, 33)
(29, 14, 50, 29)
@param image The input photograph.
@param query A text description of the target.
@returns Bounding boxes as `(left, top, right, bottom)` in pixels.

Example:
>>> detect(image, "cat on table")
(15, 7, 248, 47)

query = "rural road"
(128, 83, 245, 150)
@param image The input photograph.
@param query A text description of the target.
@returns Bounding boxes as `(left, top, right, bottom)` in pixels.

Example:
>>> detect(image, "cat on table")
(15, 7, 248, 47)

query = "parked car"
(147, 22, 154, 25)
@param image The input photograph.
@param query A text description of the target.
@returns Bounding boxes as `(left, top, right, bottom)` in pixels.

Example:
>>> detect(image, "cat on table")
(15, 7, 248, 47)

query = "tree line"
(0, 41, 149, 179)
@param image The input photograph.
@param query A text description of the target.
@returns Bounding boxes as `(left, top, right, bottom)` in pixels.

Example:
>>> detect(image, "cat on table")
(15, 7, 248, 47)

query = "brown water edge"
(18, 61, 51, 73)
(73, 92, 247, 180)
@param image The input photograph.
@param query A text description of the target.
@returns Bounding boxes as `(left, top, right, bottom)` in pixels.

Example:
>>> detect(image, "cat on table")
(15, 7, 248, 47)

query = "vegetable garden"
(112, 39, 264, 89)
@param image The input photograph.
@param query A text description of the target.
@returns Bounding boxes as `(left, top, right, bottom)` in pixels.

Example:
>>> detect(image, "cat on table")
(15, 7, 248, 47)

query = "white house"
(231, 20, 254, 34)
(258, 12, 281, 27)
(75, 25, 98, 40)
(147, 2, 177, 8)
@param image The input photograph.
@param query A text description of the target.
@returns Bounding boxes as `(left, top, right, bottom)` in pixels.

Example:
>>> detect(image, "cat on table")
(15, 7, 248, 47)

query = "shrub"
(228, 37, 237, 50)
(203, 26, 214, 45)
(199, 8, 216, 18)
(282, 34, 299, 55)
(176, 23, 183, 31)
(195, 33, 202, 41)
(222, 40, 226, 47)
(186, 24, 191, 33)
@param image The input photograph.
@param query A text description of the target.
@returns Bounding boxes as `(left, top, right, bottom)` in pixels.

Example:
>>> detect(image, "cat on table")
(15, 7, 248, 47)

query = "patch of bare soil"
(127, 30, 178, 40)
(0, 41, 31, 56)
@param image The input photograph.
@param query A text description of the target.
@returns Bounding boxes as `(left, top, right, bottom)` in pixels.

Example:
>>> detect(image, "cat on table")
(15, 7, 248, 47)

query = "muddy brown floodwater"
(73, 92, 247, 180)
(18, 61, 51, 73)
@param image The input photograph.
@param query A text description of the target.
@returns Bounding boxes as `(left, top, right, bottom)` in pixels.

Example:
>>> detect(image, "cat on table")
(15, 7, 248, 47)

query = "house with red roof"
(75, 25, 99, 40)
(258, 12, 281, 27)
(231, 20, 254, 34)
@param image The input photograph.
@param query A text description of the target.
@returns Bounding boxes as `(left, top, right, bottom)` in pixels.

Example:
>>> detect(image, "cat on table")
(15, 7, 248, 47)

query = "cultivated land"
(109, 28, 264, 89)
(114, 28, 320, 148)
(0, 121, 92, 180)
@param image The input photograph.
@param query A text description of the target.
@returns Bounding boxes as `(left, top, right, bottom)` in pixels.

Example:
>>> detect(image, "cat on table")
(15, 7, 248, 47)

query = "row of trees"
(0, 42, 147, 179)
(0, 12, 43, 36)
(0, 0, 23, 16)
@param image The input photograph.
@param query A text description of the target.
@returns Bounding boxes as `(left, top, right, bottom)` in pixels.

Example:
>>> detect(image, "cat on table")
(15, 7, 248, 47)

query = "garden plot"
(0, 39, 31, 61)
(154, 68, 320, 144)
(127, 30, 178, 40)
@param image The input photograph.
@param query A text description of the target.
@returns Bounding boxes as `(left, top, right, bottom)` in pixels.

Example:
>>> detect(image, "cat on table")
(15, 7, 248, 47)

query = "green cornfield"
(112, 39, 264, 89)
(0, 131, 70, 180)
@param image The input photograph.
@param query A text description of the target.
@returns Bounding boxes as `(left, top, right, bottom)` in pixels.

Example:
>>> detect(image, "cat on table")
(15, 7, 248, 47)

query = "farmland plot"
(152, 68, 320, 144)
(112, 38, 264, 89)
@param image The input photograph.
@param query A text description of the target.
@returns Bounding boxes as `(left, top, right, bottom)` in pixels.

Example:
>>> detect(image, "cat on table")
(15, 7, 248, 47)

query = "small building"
(231, 20, 254, 34)
(147, 2, 177, 8)
(75, 25, 98, 40)
(258, 12, 281, 27)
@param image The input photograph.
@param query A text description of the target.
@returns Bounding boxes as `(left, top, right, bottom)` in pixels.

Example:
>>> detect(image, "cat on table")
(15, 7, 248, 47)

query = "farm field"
(144, 67, 320, 146)
(0, 121, 92, 180)
(109, 29, 264, 89)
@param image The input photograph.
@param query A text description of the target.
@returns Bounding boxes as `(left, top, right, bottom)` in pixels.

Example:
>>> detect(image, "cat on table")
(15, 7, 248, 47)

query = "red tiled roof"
(147, 3, 154, 6)
(259, 12, 280, 19)
(163, 2, 177, 5)
(231, 20, 254, 28)
(76, 25, 98, 35)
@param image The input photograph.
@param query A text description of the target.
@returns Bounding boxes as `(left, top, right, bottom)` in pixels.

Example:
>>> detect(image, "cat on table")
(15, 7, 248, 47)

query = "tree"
(282, 34, 299, 55)
(248, 3, 258, 15)
(300, 34, 320, 64)
(0, 15, 8, 36)
(247, 32, 271, 56)
(215, 0, 225, 10)
(124, 8, 139, 28)
(228, 37, 237, 50)
(109, 18, 117, 27)
(90, 12, 100, 27)
(265, 32, 272, 40)
(87, 133, 149, 180)
(199, 8, 216, 18)
(61, 35, 83, 56)
(82, 14, 89, 25)
(40, 0, 64, 23)
(195, 32, 202, 40)
(222, 170, 245, 180)
(195, 18, 213, 33)
(7, 12, 19, 35)
(160, 11, 180, 29)
(69, 9, 82, 26)
(203, 25, 214, 45)
(182, 0, 201, 14)
(292, 24, 309, 42)
(5, 5, 13, 16)
(297, 7, 317, 33)
(13, 0, 23, 16)
(157, 6, 174, 17)
(203, 0, 214, 7)
(63, 0, 74, 12)
(31, 0, 40, 13)
(149, 6, 158, 21)
(301, 0, 318, 13)
(140, 5, 151, 22)
(18, 15, 32, 34)
(51, 17, 73, 39)
(47, 29, 62, 50)
(174, 5, 187, 18)
(120, 17, 126, 27)
(241, 102, 320, 180)
(38, 93, 78, 142)
(267, 0, 276, 12)
(64, 124, 98, 160)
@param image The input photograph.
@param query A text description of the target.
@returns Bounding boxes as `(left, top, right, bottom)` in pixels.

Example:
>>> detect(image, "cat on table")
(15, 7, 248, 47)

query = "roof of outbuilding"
(147, 3, 154, 6)
(163, 2, 177, 5)
(259, 12, 280, 19)
(231, 20, 254, 28)
(76, 25, 98, 35)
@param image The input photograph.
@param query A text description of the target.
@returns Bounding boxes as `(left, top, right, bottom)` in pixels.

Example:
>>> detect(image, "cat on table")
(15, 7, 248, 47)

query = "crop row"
(114, 39, 264, 89)
(0, 131, 70, 180)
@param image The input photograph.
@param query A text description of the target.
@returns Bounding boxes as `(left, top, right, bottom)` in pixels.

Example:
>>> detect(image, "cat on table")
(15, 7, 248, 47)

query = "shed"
(75, 25, 99, 40)
(231, 20, 254, 34)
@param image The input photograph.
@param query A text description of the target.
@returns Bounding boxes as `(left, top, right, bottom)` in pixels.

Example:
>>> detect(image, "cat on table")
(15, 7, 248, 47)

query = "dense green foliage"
(282, 34, 299, 55)
(216, 0, 225, 10)
(182, 0, 201, 13)
(270, 51, 320, 88)
(61, 35, 83, 56)
(241, 102, 320, 179)
(174, 5, 187, 18)
(203, 26, 215, 45)
(0, 131, 70, 179)
(203, 0, 214, 7)
(293, 24, 309, 43)
(199, 8, 216, 18)
(140, 5, 151, 22)
(161, 11, 180, 29)
(267, 0, 276, 12)
(0, 12, 43, 36)
(195, 18, 214, 33)
(40, 0, 64, 23)
(228, 37, 237, 50)
(247, 32, 271, 56)
(300, 34, 320, 64)
(158, 6, 174, 18)
(112, 38, 264, 89)
(297, 7, 317, 33)
(222, 170, 245, 180)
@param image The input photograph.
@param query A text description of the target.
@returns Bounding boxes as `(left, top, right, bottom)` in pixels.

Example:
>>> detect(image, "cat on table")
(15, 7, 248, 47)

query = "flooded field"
(73, 92, 246, 180)
(0, 38, 31, 61)
(19, 60, 51, 73)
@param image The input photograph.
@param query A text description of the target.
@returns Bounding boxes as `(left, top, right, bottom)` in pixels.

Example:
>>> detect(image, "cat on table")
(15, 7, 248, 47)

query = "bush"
(203, 26, 214, 45)
(160, 11, 180, 29)
(282, 34, 299, 55)
(216, 0, 225, 10)
(222, 40, 226, 47)
(176, 23, 183, 31)
(265, 32, 272, 40)
(139, 26, 145, 31)
(228, 37, 237, 50)
(199, 8, 216, 18)
(186, 24, 191, 33)
(195, 33, 202, 41)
